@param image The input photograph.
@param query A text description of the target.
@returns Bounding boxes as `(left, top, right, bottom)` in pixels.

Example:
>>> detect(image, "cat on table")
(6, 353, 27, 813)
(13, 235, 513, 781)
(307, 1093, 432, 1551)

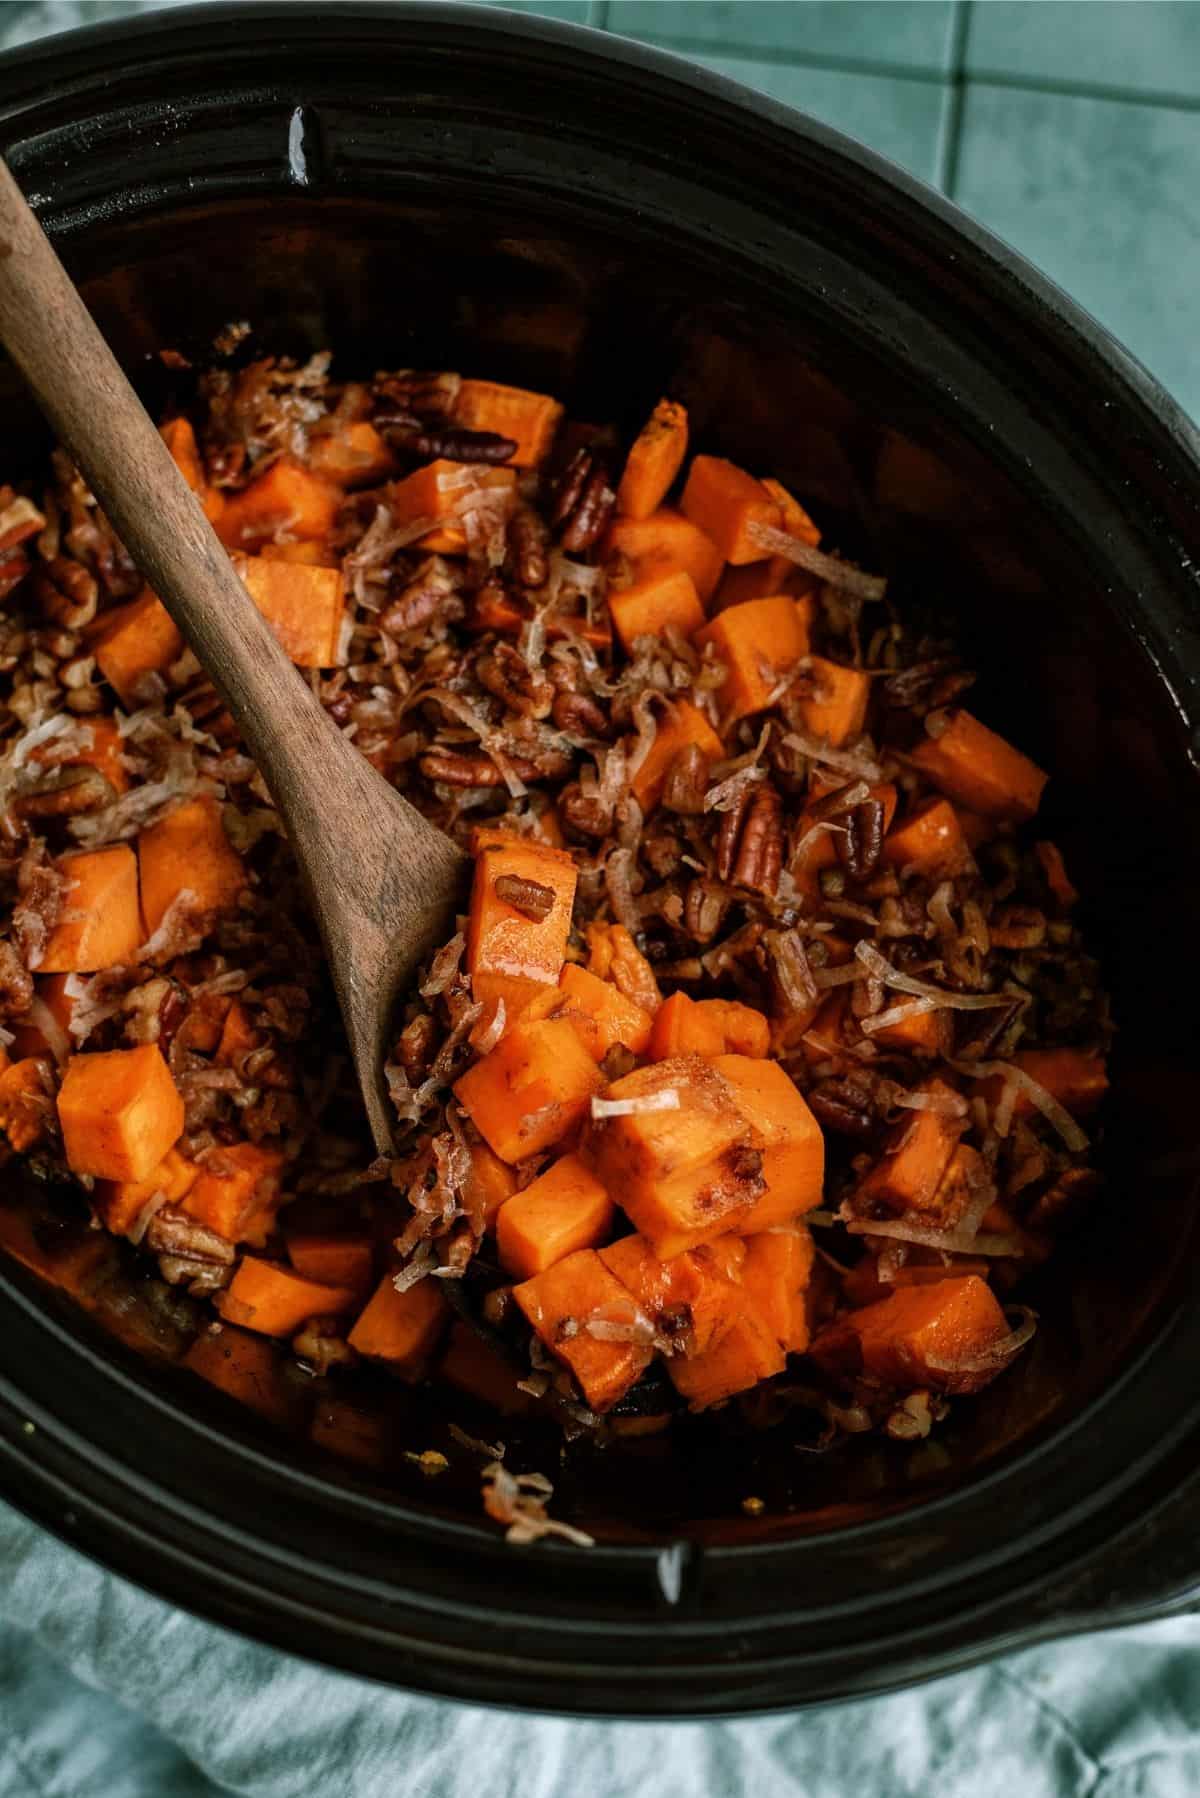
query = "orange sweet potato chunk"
(695, 596, 811, 724)
(668, 1288, 784, 1408)
(183, 1142, 286, 1245)
(810, 1274, 1009, 1395)
(9, 973, 77, 1061)
(466, 827, 577, 1023)
(234, 553, 345, 668)
(552, 963, 653, 1062)
(983, 1049, 1108, 1121)
(792, 656, 871, 747)
(512, 1247, 652, 1412)
(307, 420, 395, 488)
(616, 399, 689, 520)
(160, 416, 224, 523)
(454, 1016, 603, 1164)
(496, 1151, 614, 1280)
(138, 795, 246, 936)
(741, 1227, 815, 1353)
(463, 1136, 519, 1230)
(714, 1054, 825, 1232)
(57, 1044, 184, 1182)
(884, 796, 973, 879)
(869, 1003, 951, 1058)
(599, 1232, 729, 1355)
(910, 710, 1047, 821)
(584, 1055, 763, 1258)
(699, 999, 771, 1058)
(608, 558, 705, 650)
(680, 455, 780, 564)
(454, 379, 563, 469)
(348, 1274, 450, 1375)
(438, 1319, 536, 1417)
(29, 715, 129, 796)
(647, 991, 726, 1062)
(629, 698, 723, 813)
(760, 477, 820, 546)
(41, 845, 141, 973)
(0, 1058, 53, 1154)
(286, 1232, 374, 1293)
(94, 1145, 199, 1237)
(218, 1257, 359, 1337)
(91, 588, 183, 707)
(856, 1076, 965, 1215)
(606, 508, 724, 605)
(216, 459, 339, 551)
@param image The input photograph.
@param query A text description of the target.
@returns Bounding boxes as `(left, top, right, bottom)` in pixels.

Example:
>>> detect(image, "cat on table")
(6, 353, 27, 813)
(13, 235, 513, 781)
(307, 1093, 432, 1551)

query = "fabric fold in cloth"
(1, 1501, 1198, 1798)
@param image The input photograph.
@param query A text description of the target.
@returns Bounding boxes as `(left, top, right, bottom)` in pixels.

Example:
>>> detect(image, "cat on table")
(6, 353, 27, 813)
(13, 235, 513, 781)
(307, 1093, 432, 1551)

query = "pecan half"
(12, 765, 115, 822)
(552, 688, 609, 737)
(808, 1078, 876, 1137)
(683, 877, 728, 945)
(373, 368, 461, 421)
(380, 555, 459, 636)
(716, 781, 783, 895)
(147, 1205, 236, 1264)
(494, 873, 555, 921)
(476, 642, 553, 719)
(662, 743, 709, 815)
(558, 780, 612, 838)
(419, 747, 572, 787)
(552, 449, 615, 554)
(33, 554, 98, 631)
(836, 798, 886, 882)
(508, 506, 550, 589)
(383, 423, 516, 464)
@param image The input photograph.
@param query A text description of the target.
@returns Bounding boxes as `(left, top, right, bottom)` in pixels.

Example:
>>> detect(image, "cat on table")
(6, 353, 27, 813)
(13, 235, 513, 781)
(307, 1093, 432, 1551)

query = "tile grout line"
(938, 0, 973, 198)
(592, 31, 956, 88)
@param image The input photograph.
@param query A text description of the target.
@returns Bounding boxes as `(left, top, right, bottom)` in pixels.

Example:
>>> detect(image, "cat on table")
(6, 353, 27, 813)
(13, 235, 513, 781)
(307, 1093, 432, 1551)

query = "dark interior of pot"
(1, 188, 1196, 1544)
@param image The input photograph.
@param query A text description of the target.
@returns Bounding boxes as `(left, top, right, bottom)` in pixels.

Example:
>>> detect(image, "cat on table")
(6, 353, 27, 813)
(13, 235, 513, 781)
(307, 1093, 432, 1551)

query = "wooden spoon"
(0, 157, 467, 1153)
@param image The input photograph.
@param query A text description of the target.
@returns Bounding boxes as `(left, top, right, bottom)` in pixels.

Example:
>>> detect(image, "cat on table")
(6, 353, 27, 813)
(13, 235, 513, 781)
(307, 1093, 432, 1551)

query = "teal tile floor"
(3, 2, 1198, 417)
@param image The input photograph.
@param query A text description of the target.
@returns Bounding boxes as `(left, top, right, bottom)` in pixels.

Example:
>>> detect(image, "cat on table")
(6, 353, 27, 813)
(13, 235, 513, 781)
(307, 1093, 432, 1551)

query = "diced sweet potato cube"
(629, 697, 723, 813)
(695, 595, 811, 724)
(512, 1247, 652, 1412)
(29, 715, 129, 795)
(387, 459, 517, 549)
(616, 399, 688, 520)
(606, 508, 724, 605)
(600, 1232, 733, 1355)
(714, 1054, 825, 1232)
(924, 1142, 988, 1231)
(856, 1077, 964, 1215)
(9, 973, 77, 1061)
(216, 459, 339, 551)
(286, 1231, 374, 1292)
(760, 477, 820, 546)
(698, 999, 771, 1058)
(841, 1255, 993, 1309)
(94, 1145, 199, 1236)
(57, 1044, 184, 1182)
(138, 795, 246, 936)
(496, 1151, 614, 1280)
(792, 656, 871, 747)
(910, 709, 1047, 821)
(218, 1257, 359, 1337)
(884, 796, 973, 878)
(307, 420, 395, 488)
(869, 1004, 951, 1058)
(215, 999, 260, 1069)
(810, 1274, 1009, 1394)
(183, 1142, 286, 1245)
(0, 1057, 53, 1153)
(548, 962, 653, 1062)
(741, 1227, 815, 1353)
(584, 1055, 763, 1258)
(160, 416, 224, 523)
(347, 1274, 450, 1374)
(90, 588, 183, 707)
(41, 845, 140, 972)
(647, 990, 726, 1061)
(982, 1049, 1108, 1121)
(680, 454, 780, 564)
(454, 378, 563, 468)
(454, 1016, 603, 1164)
(466, 827, 577, 1022)
(184, 1323, 293, 1424)
(257, 540, 338, 567)
(608, 558, 704, 650)
(438, 1319, 535, 1416)
(668, 1288, 784, 1408)
(234, 553, 345, 668)
(463, 1136, 518, 1230)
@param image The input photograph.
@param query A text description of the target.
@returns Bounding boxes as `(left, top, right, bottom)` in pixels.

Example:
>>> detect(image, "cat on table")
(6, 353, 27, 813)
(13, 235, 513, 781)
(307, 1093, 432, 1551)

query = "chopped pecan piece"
(716, 781, 783, 895)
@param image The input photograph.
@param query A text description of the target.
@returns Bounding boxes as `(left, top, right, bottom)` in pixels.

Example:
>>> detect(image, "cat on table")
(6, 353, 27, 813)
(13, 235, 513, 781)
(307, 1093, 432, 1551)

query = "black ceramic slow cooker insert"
(0, 3, 1196, 1716)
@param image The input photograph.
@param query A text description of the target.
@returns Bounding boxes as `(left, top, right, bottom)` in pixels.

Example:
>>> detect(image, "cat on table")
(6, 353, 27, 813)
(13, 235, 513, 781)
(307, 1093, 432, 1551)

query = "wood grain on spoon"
(0, 156, 467, 1153)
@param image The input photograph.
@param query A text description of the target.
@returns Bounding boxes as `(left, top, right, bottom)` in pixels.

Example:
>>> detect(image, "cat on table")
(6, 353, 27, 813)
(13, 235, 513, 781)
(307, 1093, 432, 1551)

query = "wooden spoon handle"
(0, 156, 360, 810)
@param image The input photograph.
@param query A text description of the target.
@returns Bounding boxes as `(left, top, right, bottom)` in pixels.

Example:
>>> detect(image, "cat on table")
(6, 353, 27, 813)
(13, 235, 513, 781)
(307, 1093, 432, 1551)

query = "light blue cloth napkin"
(1, 1496, 1198, 1797)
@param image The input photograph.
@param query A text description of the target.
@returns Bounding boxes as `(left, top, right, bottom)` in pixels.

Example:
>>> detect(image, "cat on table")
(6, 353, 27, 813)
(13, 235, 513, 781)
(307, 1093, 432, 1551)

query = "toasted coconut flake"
(449, 1422, 506, 1459)
(843, 1213, 1021, 1257)
(854, 941, 1017, 1012)
(420, 931, 465, 998)
(748, 519, 887, 600)
(811, 961, 866, 992)
(860, 996, 936, 1035)
(591, 1088, 680, 1120)
(948, 1057, 1089, 1152)
(126, 1187, 171, 1247)
(892, 1084, 968, 1118)
(25, 994, 70, 1065)
(781, 730, 882, 782)
(482, 1460, 595, 1548)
